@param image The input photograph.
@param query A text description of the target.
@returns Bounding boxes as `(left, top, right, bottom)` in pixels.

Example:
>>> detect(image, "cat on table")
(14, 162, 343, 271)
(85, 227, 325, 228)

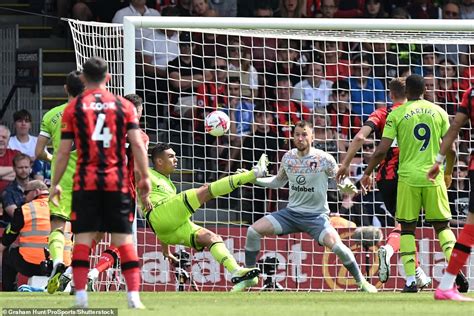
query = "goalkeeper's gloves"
(235, 168, 248, 174)
(337, 178, 358, 195)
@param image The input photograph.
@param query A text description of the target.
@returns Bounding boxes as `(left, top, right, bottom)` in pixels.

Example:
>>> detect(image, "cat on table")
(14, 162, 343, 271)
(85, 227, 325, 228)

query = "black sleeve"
(1, 207, 24, 247)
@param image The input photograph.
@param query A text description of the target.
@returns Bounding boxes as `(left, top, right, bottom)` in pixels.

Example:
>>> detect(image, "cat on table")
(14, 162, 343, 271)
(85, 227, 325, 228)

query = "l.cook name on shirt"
(82, 101, 117, 111)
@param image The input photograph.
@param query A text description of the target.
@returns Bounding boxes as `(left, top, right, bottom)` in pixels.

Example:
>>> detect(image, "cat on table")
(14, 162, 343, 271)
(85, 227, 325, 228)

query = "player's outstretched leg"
(435, 221, 474, 301)
(208, 154, 268, 198)
(47, 228, 66, 294)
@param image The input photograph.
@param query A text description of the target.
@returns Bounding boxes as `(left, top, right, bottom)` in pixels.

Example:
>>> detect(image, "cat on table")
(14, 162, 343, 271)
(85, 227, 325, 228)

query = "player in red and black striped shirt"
(336, 78, 431, 287)
(50, 57, 151, 309)
(428, 87, 474, 301)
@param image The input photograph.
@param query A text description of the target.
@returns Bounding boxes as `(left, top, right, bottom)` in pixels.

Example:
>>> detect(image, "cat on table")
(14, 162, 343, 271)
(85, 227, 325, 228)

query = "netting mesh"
(68, 18, 472, 292)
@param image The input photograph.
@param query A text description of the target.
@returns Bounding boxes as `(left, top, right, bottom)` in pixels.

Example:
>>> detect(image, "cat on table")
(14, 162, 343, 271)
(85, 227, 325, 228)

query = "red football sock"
(386, 224, 401, 252)
(446, 224, 474, 275)
(95, 246, 119, 273)
(118, 244, 140, 292)
(72, 244, 90, 291)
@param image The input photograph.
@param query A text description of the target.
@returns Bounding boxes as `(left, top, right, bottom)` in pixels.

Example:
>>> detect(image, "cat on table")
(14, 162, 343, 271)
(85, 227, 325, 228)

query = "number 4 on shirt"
(92, 113, 112, 148)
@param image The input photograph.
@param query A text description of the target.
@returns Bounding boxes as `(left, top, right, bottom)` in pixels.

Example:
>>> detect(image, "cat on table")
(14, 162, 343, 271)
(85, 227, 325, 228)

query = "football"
(205, 110, 230, 137)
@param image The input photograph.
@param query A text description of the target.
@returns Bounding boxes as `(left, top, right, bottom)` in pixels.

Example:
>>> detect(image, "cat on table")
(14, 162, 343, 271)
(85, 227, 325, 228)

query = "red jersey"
(436, 81, 464, 115)
(458, 87, 474, 170)
(0, 149, 20, 192)
(364, 102, 402, 182)
(61, 88, 139, 192)
(275, 101, 312, 139)
(328, 106, 361, 139)
(325, 60, 350, 82)
(127, 129, 149, 200)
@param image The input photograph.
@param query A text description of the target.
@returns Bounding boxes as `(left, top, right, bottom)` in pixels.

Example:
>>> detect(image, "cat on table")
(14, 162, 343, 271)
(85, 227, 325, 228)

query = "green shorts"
(49, 189, 72, 221)
(396, 180, 451, 223)
(146, 189, 204, 250)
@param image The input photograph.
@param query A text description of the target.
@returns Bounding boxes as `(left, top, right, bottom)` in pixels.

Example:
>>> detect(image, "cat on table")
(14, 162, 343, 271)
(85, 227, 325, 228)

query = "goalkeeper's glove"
(235, 168, 248, 174)
(337, 178, 358, 195)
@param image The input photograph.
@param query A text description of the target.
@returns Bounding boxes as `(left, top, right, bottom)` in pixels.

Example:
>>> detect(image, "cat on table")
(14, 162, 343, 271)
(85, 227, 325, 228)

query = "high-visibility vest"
(63, 221, 72, 266)
(19, 195, 51, 265)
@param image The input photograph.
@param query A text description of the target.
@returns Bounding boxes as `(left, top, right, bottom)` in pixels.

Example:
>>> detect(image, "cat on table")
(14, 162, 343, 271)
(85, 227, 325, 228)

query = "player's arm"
(427, 111, 468, 182)
(128, 129, 151, 209)
(34, 135, 52, 162)
(254, 165, 288, 189)
(360, 137, 393, 193)
(50, 139, 73, 205)
(336, 125, 373, 182)
(160, 241, 179, 265)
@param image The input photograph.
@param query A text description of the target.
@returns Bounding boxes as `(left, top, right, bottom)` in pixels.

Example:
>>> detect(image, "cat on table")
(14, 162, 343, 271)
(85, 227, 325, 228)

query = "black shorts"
(376, 179, 398, 216)
(71, 191, 133, 234)
(469, 171, 474, 214)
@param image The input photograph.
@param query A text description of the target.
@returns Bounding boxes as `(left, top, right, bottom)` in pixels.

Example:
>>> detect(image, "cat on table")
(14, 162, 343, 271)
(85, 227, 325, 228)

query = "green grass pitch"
(1, 292, 474, 316)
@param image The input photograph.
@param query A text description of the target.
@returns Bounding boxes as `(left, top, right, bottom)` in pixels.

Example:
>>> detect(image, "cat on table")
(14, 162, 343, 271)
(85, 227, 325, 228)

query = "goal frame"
(123, 16, 474, 96)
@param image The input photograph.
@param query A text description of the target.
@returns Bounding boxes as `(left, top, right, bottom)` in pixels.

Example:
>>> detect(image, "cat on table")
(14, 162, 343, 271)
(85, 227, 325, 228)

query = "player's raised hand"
(426, 162, 441, 183)
(337, 178, 358, 195)
(359, 174, 373, 195)
(49, 184, 62, 207)
(335, 164, 350, 182)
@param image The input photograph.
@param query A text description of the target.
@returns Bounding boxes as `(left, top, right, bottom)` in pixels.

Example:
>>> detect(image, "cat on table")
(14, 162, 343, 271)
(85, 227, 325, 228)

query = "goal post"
(68, 17, 474, 292)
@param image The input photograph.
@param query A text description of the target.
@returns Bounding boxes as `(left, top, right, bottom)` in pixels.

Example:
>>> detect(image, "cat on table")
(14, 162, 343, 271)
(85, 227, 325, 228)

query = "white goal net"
(68, 17, 474, 292)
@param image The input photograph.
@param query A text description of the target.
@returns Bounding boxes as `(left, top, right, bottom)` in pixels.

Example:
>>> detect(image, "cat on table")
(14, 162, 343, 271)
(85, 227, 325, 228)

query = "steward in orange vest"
(1, 180, 51, 291)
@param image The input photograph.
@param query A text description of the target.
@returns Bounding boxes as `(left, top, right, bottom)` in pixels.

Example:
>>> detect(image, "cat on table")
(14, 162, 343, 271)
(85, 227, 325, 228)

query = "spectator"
(292, 53, 333, 111)
(327, 79, 362, 141)
(363, 0, 388, 18)
(460, 0, 474, 19)
(176, 0, 192, 15)
(273, 76, 312, 142)
(448, 160, 469, 227)
(461, 44, 474, 88)
(168, 31, 211, 119)
(407, 0, 439, 19)
(317, 41, 350, 82)
(2, 154, 31, 222)
(435, 58, 465, 115)
(192, 0, 213, 16)
(312, 108, 341, 158)
(253, 2, 274, 17)
(333, 0, 364, 18)
(72, 0, 125, 23)
(143, 6, 180, 75)
(1, 180, 51, 291)
(349, 53, 386, 121)
(112, 0, 161, 51)
(418, 45, 437, 77)
(424, 75, 436, 102)
(240, 104, 280, 223)
(277, 0, 305, 17)
(209, 0, 237, 16)
(436, 1, 469, 66)
(227, 76, 256, 170)
(8, 110, 37, 158)
(227, 39, 259, 99)
(390, 6, 410, 18)
(317, 0, 339, 18)
(0, 125, 20, 197)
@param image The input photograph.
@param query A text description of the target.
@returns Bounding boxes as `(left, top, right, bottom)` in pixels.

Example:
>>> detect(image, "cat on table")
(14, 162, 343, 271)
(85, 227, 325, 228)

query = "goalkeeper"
(243, 120, 377, 293)
(143, 143, 268, 292)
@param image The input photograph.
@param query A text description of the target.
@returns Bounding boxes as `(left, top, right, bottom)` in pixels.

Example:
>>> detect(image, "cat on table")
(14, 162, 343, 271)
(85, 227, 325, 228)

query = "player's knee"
(319, 227, 339, 247)
(432, 221, 450, 235)
(245, 227, 262, 251)
(196, 229, 221, 247)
